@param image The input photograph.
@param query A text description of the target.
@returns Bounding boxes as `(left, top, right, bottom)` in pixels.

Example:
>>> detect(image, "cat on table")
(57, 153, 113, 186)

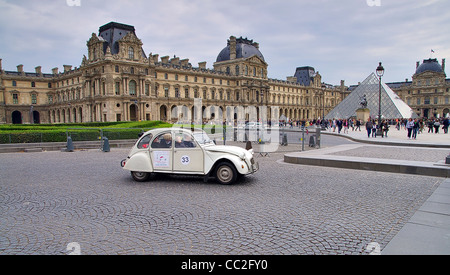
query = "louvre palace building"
(1, 22, 448, 125)
(0, 22, 348, 124)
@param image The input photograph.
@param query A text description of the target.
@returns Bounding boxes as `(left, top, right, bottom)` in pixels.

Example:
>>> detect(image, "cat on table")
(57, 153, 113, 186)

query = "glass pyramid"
(325, 73, 417, 120)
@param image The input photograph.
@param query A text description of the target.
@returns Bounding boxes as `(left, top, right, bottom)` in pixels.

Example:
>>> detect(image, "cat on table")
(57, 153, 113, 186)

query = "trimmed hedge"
(0, 121, 172, 144)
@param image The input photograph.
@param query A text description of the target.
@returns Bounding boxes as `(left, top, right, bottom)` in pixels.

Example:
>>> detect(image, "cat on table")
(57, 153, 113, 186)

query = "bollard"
(66, 136, 74, 152)
(102, 137, 110, 152)
(281, 133, 288, 146)
(309, 135, 316, 147)
(316, 126, 321, 148)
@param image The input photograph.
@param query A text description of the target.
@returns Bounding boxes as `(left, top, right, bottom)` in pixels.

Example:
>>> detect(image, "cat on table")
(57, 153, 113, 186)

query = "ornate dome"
(415, 58, 443, 75)
(216, 37, 265, 62)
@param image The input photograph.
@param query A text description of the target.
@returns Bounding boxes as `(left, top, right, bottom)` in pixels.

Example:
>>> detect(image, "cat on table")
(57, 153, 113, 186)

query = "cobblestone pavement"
(0, 148, 444, 255)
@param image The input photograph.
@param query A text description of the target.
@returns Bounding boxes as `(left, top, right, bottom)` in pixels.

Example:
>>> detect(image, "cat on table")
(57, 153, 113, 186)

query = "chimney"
(170, 56, 179, 65)
(161, 56, 169, 64)
(253, 42, 259, 49)
(442, 58, 446, 72)
(198, 61, 207, 69)
(52, 67, 59, 75)
(405, 78, 408, 82)
(63, 65, 72, 73)
(35, 66, 42, 75)
(0, 59, 2, 71)
(180, 59, 189, 67)
(416, 61, 420, 69)
(229, 36, 236, 60)
(17, 64, 24, 73)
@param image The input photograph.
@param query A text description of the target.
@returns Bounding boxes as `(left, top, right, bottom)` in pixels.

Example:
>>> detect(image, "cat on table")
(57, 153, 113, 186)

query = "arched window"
(129, 80, 137, 95)
(128, 47, 134, 60)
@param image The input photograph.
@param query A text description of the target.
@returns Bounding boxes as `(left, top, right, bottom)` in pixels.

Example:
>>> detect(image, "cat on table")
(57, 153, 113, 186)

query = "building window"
(48, 95, 53, 104)
(129, 80, 137, 95)
(31, 94, 37, 104)
(48, 83, 52, 88)
(175, 88, 180, 98)
(130, 67, 135, 74)
(165, 73, 168, 80)
(424, 97, 430, 105)
(164, 87, 169, 98)
(31, 82, 36, 88)
(145, 84, 150, 96)
(115, 65, 119, 73)
(417, 98, 421, 105)
(434, 97, 438, 104)
(13, 94, 19, 104)
(128, 47, 134, 60)
(12, 80, 17, 87)
(115, 82, 120, 95)
(185, 88, 189, 98)
(194, 89, 199, 98)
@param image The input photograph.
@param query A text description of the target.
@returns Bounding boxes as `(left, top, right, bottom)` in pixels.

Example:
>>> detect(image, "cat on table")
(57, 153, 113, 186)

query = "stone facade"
(387, 58, 449, 118)
(0, 22, 347, 124)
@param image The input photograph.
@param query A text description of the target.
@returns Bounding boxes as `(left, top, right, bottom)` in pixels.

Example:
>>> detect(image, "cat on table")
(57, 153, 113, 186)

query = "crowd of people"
(280, 117, 449, 140)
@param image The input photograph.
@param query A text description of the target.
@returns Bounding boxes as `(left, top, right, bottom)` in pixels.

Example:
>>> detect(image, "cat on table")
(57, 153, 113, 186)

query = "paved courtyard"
(0, 146, 444, 255)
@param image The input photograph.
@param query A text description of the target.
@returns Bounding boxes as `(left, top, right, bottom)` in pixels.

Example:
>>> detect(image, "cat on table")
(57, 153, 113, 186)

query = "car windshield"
(193, 131, 213, 145)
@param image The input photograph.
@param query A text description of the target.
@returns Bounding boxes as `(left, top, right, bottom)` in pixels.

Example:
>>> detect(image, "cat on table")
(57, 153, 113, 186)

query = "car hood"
(204, 145, 251, 158)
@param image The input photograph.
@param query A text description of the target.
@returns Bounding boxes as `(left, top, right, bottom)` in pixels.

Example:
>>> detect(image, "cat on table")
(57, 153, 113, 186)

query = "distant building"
(386, 58, 449, 118)
(0, 22, 346, 124)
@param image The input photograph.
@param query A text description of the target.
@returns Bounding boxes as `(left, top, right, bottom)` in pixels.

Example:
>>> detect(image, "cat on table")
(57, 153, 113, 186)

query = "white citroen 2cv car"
(121, 128, 258, 184)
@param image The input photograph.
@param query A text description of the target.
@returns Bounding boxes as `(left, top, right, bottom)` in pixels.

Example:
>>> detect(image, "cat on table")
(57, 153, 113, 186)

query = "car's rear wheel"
(131, 171, 150, 182)
(215, 162, 238, 185)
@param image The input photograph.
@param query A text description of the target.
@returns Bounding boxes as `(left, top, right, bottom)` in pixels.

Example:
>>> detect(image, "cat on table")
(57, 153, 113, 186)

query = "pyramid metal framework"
(325, 73, 416, 120)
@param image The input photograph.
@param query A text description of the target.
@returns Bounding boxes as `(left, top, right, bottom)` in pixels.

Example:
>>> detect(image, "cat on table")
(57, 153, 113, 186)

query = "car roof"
(142, 127, 205, 136)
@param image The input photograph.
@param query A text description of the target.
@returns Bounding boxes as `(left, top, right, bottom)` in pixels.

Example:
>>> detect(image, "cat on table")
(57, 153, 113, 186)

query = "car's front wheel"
(131, 171, 150, 182)
(215, 162, 238, 185)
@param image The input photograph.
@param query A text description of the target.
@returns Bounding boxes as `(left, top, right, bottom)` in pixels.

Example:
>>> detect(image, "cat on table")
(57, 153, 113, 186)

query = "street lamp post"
(321, 86, 326, 130)
(376, 62, 384, 136)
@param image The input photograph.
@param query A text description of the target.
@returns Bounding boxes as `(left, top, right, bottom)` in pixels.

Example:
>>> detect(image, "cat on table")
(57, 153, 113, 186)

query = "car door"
(149, 131, 173, 172)
(172, 130, 204, 173)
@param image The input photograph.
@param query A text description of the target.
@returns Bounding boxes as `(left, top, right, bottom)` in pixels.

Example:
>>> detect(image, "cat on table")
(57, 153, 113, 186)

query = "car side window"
(174, 133, 196, 148)
(151, 133, 172, 149)
(137, 134, 153, 149)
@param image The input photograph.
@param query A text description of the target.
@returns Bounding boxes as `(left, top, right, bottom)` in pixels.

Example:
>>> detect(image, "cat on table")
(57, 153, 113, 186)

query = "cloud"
(0, 0, 448, 85)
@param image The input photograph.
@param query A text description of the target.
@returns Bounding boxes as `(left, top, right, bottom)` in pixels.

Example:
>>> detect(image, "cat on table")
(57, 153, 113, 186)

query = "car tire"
(215, 162, 238, 185)
(131, 171, 150, 182)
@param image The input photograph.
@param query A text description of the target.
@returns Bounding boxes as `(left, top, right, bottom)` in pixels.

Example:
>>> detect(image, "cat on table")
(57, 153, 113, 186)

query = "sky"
(0, 0, 449, 86)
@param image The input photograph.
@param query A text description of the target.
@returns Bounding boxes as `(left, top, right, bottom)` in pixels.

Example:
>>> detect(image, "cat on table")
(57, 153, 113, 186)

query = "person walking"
(356, 119, 361, 131)
(427, 119, 434, 133)
(406, 118, 414, 139)
(412, 118, 419, 139)
(372, 120, 377, 137)
(443, 117, 449, 134)
(381, 120, 389, 138)
(365, 119, 373, 138)
(433, 119, 440, 133)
